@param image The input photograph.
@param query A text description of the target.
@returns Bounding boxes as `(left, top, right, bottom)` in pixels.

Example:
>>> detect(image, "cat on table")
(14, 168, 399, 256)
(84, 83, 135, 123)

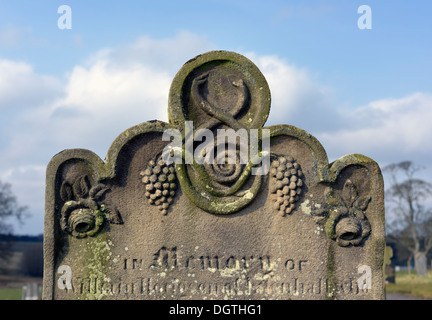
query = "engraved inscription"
(144, 247, 277, 272)
(57, 246, 372, 299)
(150, 246, 178, 269)
(62, 275, 370, 299)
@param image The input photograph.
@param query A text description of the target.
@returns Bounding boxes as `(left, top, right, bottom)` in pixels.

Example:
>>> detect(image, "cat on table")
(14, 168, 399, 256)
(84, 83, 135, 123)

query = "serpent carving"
(164, 54, 271, 214)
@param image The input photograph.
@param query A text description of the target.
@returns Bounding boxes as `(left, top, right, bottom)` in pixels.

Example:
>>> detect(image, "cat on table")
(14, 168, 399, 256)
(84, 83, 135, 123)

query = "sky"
(0, 1, 431, 235)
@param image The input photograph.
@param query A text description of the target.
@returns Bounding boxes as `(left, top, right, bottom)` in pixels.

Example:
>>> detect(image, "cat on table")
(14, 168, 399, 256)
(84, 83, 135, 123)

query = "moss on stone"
(80, 231, 112, 300)
(326, 243, 337, 300)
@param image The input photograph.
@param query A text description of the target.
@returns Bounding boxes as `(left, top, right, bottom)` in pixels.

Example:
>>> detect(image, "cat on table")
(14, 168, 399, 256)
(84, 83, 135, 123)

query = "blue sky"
(0, 1, 431, 234)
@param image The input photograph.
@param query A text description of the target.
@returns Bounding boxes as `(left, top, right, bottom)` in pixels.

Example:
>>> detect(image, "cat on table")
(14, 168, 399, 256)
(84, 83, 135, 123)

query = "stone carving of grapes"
(140, 154, 178, 215)
(269, 155, 304, 216)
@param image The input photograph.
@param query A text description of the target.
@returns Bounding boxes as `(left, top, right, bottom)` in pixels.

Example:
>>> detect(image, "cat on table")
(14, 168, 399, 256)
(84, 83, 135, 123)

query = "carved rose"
(324, 180, 371, 247)
(59, 175, 122, 238)
(60, 199, 104, 238)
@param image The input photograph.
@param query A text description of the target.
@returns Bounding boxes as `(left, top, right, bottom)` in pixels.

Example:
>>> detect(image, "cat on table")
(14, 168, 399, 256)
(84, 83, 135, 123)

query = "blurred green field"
(0, 288, 21, 300)
(0, 275, 43, 300)
(386, 270, 432, 299)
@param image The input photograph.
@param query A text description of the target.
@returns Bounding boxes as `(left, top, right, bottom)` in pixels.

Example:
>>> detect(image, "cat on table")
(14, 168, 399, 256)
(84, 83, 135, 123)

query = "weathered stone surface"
(43, 51, 385, 300)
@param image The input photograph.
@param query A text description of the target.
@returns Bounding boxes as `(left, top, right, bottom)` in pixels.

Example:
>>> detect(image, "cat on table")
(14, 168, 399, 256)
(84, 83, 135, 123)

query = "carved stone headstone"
(384, 246, 395, 284)
(43, 51, 385, 300)
(415, 252, 428, 276)
(22, 282, 42, 300)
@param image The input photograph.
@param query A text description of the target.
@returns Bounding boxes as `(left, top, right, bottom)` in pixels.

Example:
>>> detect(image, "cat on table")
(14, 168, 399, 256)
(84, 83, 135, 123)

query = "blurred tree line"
(0, 180, 43, 277)
(384, 161, 432, 274)
(0, 180, 27, 265)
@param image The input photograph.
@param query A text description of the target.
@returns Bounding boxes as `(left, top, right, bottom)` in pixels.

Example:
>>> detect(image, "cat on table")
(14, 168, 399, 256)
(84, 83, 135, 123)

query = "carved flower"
(323, 180, 371, 247)
(60, 199, 104, 238)
(59, 175, 122, 238)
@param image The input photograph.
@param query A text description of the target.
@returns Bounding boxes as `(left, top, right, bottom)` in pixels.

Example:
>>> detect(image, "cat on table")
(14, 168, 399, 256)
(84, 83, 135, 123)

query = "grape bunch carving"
(269, 155, 304, 216)
(140, 154, 178, 215)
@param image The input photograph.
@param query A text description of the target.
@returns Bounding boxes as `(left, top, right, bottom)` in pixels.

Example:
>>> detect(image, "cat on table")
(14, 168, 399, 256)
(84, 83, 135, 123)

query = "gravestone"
(415, 252, 427, 276)
(22, 282, 42, 300)
(43, 51, 385, 300)
(384, 245, 395, 284)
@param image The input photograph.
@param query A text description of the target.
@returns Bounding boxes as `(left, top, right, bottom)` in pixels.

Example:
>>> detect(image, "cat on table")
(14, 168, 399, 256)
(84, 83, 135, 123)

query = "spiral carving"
(165, 51, 271, 214)
(183, 68, 263, 203)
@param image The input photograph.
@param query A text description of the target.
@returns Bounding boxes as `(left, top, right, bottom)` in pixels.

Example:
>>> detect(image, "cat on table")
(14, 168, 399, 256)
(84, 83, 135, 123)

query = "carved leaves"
(326, 180, 371, 215)
(59, 175, 122, 238)
(60, 176, 109, 203)
(341, 180, 370, 210)
(73, 175, 90, 199)
(89, 184, 110, 202)
(60, 181, 74, 203)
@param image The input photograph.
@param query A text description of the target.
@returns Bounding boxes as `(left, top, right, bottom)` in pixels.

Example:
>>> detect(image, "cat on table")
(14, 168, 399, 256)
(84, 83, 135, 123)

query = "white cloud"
(50, 59, 172, 143)
(319, 92, 432, 164)
(59, 60, 170, 117)
(246, 53, 337, 132)
(92, 31, 216, 73)
(0, 59, 63, 110)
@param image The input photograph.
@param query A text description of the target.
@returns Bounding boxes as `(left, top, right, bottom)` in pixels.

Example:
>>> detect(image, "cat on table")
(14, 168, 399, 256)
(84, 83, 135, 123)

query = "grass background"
(386, 270, 432, 299)
(0, 288, 22, 300)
